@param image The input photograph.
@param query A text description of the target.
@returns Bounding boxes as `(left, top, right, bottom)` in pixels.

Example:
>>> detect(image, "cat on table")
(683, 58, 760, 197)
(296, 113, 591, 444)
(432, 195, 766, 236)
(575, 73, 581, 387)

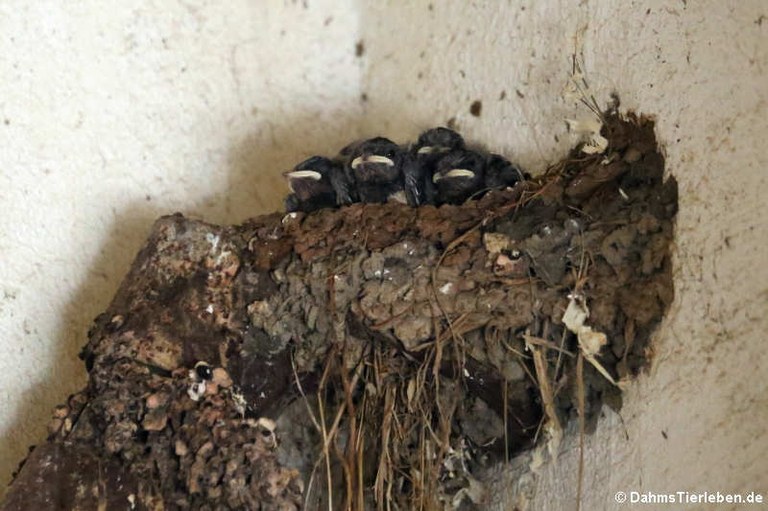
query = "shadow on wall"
(0, 107, 366, 495)
(223, 107, 367, 223)
(0, 200, 161, 494)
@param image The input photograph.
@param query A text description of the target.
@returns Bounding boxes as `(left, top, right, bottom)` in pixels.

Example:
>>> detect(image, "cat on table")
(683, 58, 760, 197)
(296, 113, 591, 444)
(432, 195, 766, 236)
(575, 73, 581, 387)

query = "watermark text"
(614, 490, 763, 506)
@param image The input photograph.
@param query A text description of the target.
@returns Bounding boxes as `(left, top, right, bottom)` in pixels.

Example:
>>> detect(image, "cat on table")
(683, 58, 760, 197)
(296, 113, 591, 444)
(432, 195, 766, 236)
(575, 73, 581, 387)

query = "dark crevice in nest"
(2, 112, 676, 511)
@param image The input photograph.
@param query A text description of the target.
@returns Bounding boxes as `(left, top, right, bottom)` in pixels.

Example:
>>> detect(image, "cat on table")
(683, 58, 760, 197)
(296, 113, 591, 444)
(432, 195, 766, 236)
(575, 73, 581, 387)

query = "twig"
(529, 341, 563, 453)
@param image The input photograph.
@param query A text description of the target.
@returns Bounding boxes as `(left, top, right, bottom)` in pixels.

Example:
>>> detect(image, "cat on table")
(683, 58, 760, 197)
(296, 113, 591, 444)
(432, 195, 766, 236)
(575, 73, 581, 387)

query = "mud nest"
(2, 113, 676, 511)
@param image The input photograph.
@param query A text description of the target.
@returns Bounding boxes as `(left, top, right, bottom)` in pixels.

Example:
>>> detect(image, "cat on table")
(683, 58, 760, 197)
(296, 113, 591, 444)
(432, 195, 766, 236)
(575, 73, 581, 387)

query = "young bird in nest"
(406, 127, 466, 206)
(346, 137, 407, 204)
(484, 153, 525, 191)
(432, 149, 487, 205)
(283, 156, 339, 213)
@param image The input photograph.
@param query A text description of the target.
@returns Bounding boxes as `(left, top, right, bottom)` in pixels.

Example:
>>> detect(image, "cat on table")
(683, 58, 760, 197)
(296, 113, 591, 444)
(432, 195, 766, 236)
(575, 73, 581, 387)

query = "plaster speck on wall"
(2, 0, 767, 507)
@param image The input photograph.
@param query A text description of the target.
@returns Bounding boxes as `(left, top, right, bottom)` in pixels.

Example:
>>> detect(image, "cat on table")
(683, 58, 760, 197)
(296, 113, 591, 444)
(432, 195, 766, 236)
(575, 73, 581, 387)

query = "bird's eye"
(195, 361, 213, 381)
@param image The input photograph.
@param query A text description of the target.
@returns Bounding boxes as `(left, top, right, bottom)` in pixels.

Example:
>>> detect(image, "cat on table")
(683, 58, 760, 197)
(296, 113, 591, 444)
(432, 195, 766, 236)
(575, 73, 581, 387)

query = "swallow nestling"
(347, 137, 406, 204)
(406, 127, 466, 205)
(283, 156, 338, 213)
(329, 140, 361, 206)
(432, 149, 487, 205)
(415, 127, 465, 156)
(484, 153, 525, 190)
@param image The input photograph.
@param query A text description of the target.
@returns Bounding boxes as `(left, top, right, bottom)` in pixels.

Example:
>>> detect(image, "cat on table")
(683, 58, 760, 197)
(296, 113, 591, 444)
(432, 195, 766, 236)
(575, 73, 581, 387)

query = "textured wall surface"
(2, 0, 767, 507)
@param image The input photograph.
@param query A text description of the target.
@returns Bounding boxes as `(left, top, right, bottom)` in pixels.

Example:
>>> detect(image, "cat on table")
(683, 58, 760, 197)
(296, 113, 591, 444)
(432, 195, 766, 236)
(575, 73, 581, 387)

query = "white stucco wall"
(2, 0, 766, 508)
